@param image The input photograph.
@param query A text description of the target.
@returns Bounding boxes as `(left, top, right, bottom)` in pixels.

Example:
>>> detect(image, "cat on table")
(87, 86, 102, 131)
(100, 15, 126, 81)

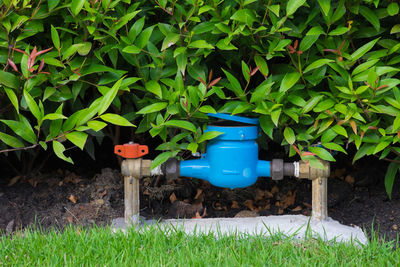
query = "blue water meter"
(179, 113, 271, 189)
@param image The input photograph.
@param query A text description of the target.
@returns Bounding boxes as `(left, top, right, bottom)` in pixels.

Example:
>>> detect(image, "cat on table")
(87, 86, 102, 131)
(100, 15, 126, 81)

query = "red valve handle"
(114, 143, 148, 159)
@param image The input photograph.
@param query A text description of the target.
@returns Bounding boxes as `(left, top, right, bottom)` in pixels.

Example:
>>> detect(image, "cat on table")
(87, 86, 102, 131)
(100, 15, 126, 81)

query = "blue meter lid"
(207, 113, 259, 125)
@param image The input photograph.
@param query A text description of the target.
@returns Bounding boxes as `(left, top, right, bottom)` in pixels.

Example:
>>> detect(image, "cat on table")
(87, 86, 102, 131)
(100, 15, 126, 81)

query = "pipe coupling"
(271, 159, 297, 180)
(121, 158, 152, 178)
(161, 158, 180, 180)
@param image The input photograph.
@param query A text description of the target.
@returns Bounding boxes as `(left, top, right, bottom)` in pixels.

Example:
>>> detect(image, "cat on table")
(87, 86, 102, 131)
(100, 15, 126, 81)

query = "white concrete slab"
(112, 215, 368, 245)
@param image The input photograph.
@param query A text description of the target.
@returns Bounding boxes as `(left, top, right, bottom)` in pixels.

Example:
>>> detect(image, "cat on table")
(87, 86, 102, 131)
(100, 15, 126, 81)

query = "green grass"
(0, 225, 399, 266)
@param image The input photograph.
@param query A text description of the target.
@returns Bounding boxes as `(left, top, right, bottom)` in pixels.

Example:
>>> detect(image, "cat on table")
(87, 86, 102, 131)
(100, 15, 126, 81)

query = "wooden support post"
(124, 175, 140, 225)
(312, 177, 328, 221)
(121, 159, 152, 226)
(298, 160, 329, 221)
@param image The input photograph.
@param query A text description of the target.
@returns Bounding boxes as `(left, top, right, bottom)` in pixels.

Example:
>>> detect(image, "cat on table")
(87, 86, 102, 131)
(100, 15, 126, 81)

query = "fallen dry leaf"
(100, 190, 108, 198)
(231, 200, 240, 209)
(8, 176, 21, 187)
(257, 201, 271, 211)
(281, 191, 296, 209)
(333, 168, 346, 178)
(92, 199, 104, 205)
(271, 185, 279, 194)
(264, 191, 274, 199)
(58, 181, 64, 187)
(27, 178, 38, 188)
(303, 202, 312, 208)
(192, 212, 202, 219)
(192, 207, 207, 219)
(345, 175, 355, 185)
(254, 189, 265, 202)
(64, 172, 82, 184)
(193, 191, 204, 204)
(194, 188, 203, 200)
(278, 208, 284, 215)
(169, 192, 177, 203)
(68, 194, 78, 204)
(392, 224, 398, 231)
(292, 206, 302, 212)
(244, 199, 256, 211)
(66, 216, 73, 223)
(212, 201, 223, 210)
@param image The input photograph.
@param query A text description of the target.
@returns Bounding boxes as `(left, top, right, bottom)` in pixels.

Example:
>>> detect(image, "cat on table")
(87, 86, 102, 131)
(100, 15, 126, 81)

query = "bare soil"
(0, 157, 399, 242)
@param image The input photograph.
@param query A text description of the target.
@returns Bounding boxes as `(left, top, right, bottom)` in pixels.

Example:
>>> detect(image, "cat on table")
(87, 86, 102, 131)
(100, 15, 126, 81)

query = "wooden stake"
(312, 177, 328, 221)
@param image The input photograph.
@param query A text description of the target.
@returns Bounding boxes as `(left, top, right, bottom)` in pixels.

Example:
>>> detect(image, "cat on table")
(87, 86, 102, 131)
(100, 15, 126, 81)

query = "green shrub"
(0, 0, 400, 195)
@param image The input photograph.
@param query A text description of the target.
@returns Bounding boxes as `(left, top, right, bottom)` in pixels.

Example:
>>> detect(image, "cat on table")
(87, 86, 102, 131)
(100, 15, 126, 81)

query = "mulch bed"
(0, 157, 399, 242)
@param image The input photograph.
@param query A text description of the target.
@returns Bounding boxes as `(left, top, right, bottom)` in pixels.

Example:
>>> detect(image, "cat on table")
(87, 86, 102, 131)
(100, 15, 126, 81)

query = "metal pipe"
(312, 177, 328, 220)
(270, 159, 297, 180)
(120, 158, 153, 226)
(296, 160, 330, 221)
(124, 175, 140, 225)
(119, 155, 330, 223)
(283, 162, 295, 177)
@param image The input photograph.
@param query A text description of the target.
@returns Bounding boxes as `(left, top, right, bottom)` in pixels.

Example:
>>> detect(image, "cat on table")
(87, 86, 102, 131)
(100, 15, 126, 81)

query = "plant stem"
(354, 93, 371, 122)
(374, 155, 400, 164)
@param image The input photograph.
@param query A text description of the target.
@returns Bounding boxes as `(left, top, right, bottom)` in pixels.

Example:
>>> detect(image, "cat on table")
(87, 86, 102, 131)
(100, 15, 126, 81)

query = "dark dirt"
(0, 156, 399, 242)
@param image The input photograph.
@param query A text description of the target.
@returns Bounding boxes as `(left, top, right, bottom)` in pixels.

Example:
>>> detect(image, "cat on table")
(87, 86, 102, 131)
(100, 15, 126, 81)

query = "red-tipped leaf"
(12, 48, 28, 55)
(208, 77, 221, 88)
(293, 40, 298, 50)
(29, 46, 38, 69)
(323, 49, 338, 53)
(38, 59, 45, 72)
(36, 47, 53, 56)
(250, 66, 259, 76)
(377, 84, 389, 90)
(198, 77, 206, 86)
(7, 59, 18, 72)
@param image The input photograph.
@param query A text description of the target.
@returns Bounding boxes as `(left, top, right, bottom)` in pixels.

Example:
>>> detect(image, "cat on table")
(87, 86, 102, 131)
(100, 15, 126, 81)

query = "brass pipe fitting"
(298, 160, 330, 180)
(297, 160, 330, 221)
(121, 158, 152, 178)
(121, 158, 152, 226)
